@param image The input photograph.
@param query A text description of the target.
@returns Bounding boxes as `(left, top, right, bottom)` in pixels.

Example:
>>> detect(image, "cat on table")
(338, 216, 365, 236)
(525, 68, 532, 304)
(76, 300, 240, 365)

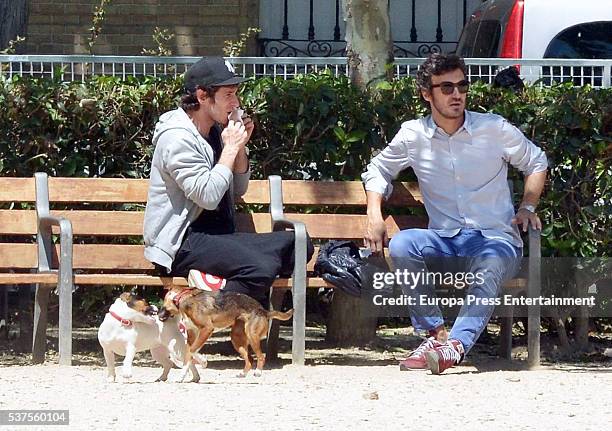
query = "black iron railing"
(258, 0, 485, 58)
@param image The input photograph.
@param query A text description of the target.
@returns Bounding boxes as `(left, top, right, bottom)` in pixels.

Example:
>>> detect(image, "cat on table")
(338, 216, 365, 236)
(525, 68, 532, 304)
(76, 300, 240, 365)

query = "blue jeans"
(389, 229, 521, 354)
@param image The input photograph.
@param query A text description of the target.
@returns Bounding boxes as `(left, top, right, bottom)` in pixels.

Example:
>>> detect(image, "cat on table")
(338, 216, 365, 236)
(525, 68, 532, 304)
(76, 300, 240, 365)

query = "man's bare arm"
(512, 170, 547, 231)
(365, 191, 388, 254)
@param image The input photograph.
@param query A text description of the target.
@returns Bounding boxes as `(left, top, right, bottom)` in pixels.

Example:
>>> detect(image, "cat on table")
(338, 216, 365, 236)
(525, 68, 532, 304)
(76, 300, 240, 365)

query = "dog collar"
(109, 311, 132, 327)
(172, 289, 195, 308)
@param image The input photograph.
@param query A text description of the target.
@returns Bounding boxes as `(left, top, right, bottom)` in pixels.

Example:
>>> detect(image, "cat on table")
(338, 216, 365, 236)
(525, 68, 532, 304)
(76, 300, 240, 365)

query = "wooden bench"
(0, 173, 309, 365)
(0, 174, 541, 367)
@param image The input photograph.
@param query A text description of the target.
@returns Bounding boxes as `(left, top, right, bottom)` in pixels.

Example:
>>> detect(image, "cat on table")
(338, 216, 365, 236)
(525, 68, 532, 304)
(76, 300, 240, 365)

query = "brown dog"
(158, 285, 293, 378)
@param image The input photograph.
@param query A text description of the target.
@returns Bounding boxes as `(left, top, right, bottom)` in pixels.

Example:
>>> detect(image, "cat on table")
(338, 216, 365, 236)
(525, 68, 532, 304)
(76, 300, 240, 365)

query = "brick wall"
(25, 0, 260, 55)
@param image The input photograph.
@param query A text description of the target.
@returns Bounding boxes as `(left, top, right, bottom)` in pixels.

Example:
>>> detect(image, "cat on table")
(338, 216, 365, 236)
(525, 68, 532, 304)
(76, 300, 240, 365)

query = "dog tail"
(267, 309, 294, 321)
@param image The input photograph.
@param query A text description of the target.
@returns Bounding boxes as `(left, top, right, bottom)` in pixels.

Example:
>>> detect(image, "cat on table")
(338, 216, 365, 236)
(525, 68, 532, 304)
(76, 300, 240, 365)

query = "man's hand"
(242, 115, 255, 141)
(221, 120, 248, 153)
(364, 217, 388, 255)
(229, 116, 252, 174)
(511, 208, 542, 232)
(219, 120, 248, 172)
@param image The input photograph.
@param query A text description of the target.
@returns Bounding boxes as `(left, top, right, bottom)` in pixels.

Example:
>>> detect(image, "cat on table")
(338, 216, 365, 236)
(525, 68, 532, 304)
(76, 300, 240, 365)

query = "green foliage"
(0, 74, 609, 257)
(0, 74, 180, 177)
(467, 81, 611, 257)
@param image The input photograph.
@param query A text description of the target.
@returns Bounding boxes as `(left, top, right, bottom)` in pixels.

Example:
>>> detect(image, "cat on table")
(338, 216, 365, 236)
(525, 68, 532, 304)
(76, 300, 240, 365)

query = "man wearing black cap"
(143, 57, 313, 307)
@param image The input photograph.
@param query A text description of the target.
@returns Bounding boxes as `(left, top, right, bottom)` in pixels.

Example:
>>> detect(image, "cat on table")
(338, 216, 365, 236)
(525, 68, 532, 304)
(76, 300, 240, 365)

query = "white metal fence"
(1, 55, 611, 88)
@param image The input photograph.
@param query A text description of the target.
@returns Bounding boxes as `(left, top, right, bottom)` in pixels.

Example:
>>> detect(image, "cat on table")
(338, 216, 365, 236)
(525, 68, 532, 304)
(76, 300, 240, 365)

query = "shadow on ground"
(1, 323, 611, 372)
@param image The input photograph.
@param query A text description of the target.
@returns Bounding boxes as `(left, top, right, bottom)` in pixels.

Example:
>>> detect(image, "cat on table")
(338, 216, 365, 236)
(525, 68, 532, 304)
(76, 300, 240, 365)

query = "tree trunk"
(574, 304, 590, 351)
(326, 289, 377, 346)
(331, 0, 392, 345)
(0, 0, 28, 51)
(573, 273, 592, 351)
(343, 0, 393, 89)
(550, 308, 570, 351)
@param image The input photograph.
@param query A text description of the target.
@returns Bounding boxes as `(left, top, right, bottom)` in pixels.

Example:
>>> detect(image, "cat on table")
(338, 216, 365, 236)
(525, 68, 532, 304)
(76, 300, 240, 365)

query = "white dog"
(97, 292, 203, 383)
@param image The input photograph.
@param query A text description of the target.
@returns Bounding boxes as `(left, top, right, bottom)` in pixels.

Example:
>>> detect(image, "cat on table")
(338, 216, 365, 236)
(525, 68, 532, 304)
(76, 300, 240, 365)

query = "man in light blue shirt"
(362, 54, 548, 374)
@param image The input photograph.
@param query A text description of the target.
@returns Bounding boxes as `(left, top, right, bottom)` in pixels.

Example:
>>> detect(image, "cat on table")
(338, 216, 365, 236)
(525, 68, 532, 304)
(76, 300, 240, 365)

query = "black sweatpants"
(169, 230, 315, 307)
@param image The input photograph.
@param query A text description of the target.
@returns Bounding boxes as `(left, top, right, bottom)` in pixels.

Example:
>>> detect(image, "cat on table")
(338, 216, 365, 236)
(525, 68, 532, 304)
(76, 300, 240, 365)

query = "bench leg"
(58, 276, 72, 366)
(527, 303, 541, 368)
(527, 234, 541, 369)
(498, 303, 514, 360)
(32, 284, 52, 364)
(0, 286, 8, 339)
(291, 224, 308, 366)
(292, 280, 306, 366)
(266, 288, 286, 363)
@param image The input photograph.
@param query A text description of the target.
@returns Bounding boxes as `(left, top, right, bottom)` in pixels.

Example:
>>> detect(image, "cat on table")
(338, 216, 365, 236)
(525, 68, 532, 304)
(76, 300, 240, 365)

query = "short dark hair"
(180, 85, 220, 112)
(415, 53, 466, 93)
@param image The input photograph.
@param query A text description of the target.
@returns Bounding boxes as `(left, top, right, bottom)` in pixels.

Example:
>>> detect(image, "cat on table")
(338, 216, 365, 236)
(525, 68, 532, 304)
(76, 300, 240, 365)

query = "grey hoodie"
(143, 107, 250, 271)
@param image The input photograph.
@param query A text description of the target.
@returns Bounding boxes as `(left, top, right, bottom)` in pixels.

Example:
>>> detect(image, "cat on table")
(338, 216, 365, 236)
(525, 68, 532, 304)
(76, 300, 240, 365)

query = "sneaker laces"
(438, 341, 464, 364)
(409, 337, 438, 358)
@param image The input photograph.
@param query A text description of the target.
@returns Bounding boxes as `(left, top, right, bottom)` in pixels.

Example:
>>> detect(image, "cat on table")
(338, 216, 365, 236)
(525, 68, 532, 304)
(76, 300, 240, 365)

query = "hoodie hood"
(152, 108, 200, 147)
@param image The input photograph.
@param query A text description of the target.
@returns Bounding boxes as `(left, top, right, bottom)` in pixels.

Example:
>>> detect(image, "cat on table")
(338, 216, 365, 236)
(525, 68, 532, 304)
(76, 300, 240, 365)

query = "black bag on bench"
(314, 240, 366, 297)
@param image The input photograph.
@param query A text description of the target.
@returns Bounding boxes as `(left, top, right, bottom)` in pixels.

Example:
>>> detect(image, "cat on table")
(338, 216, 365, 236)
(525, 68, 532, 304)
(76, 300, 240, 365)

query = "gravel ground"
(1, 326, 611, 430)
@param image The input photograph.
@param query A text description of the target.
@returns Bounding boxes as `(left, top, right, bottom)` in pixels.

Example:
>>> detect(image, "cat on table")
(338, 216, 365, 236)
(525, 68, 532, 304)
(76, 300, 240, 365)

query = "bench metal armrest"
(35, 173, 74, 274)
(35, 172, 74, 365)
(268, 175, 307, 365)
(37, 215, 73, 273)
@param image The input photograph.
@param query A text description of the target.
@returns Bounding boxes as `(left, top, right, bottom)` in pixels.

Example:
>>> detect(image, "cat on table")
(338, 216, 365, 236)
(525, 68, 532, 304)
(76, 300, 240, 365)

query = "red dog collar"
(171, 289, 195, 308)
(109, 310, 132, 327)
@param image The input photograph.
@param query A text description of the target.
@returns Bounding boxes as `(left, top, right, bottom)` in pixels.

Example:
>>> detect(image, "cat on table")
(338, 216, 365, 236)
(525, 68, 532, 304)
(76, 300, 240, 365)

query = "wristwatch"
(519, 204, 536, 213)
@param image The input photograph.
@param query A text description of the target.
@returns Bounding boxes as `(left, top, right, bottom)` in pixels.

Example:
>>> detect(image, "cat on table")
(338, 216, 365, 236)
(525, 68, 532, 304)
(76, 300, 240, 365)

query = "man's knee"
(389, 229, 432, 258)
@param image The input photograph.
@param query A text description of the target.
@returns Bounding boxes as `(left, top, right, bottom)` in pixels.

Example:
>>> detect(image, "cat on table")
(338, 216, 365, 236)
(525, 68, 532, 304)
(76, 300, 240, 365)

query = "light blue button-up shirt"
(362, 110, 548, 248)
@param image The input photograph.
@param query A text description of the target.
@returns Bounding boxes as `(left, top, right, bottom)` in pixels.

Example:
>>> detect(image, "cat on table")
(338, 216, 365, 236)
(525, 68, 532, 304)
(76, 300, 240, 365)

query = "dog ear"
(119, 292, 132, 302)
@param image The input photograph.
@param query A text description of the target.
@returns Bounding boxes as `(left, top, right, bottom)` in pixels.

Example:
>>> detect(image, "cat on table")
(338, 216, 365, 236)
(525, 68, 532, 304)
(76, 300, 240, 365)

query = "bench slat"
(0, 243, 315, 271)
(0, 243, 39, 268)
(0, 272, 327, 287)
(0, 243, 151, 270)
(0, 210, 273, 236)
(283, 213, 427, 238)
(0, 178, 36, 202)
(0, 243, 527, 290)
(278, 180, 423, 206)
(0, 210, 36, 235)
(0, 178, 423, 208)
(46, 178, 271, 204)
(0, 209, 427, 238)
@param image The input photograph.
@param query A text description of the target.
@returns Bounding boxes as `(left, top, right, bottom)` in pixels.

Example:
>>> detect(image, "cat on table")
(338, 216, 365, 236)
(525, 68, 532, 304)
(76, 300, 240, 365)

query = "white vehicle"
(456, 0, 612, 87)
(456, 0, 612, 85)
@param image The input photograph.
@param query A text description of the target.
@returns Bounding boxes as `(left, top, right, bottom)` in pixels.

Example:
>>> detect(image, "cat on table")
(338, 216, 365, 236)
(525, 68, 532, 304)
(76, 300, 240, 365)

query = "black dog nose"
(158, 307, 170, 322)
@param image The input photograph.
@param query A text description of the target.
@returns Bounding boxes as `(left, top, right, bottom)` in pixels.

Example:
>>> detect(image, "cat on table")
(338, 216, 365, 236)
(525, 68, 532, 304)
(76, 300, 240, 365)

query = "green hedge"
(0, 73, 610, 257)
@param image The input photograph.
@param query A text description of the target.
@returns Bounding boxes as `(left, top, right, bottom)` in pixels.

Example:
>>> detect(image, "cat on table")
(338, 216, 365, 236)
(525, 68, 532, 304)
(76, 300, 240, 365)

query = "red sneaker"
(425, 339, 465, 375)
(188, 269, 226, 291)
(399, 337, 443, 371)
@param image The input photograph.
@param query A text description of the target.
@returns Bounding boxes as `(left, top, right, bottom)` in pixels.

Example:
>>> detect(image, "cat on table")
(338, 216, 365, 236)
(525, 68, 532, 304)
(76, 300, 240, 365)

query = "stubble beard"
(434, 99, 465, 120)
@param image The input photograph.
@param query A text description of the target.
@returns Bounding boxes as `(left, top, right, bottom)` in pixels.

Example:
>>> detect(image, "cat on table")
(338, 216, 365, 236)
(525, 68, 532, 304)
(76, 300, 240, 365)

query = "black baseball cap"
(184, 57, 246, 92)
